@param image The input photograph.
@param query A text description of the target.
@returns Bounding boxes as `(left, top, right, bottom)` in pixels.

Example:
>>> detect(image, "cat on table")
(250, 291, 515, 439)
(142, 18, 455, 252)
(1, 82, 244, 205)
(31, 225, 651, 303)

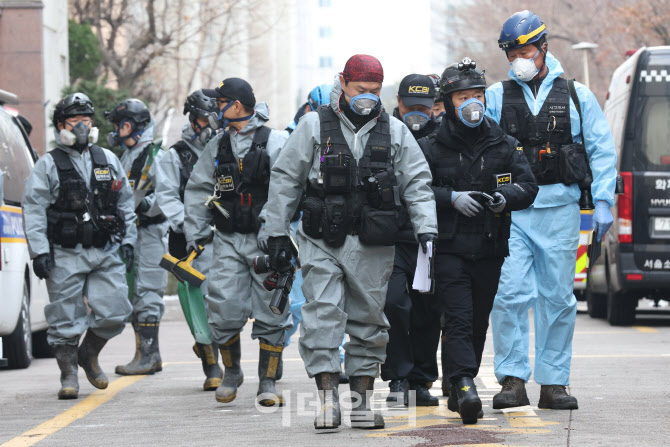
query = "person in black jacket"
(382, 74, 441, 406)
(422, 58, 538, 424)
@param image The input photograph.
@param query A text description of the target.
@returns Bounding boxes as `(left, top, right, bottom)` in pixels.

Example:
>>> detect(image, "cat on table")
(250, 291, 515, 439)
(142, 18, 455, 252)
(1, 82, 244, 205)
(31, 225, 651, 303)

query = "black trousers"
(381, 242, 441, 384)
(436, 253, 504, 384)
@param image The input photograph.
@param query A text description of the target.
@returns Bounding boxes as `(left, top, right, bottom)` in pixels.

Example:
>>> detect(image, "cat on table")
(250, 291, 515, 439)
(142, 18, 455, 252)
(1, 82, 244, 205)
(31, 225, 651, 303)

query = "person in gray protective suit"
(265, 54, 438, 430)
(183, 77, 291, 407)
(105, 99, 168, 375)
(22, 93, 136, 399)
(155, 89, 222, 391)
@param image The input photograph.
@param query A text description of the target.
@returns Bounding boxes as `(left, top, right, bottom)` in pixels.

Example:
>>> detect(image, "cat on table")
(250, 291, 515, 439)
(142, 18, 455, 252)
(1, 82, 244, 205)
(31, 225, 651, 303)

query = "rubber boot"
(115, 320, 162, 375)
(216, 334, 243, 403)
(448, 384, 484, 419)
(257, 340, 284, 407)
(538, 385, 579, 410)
(54, 344, 79, 399)
(441, 333, 449, 397)
(78, 329, 109, 389)
(408, 382, 438, 407)
(276, 356, 283, 381)
(386, 378, 407, 403)
(193, 343, 223, 391)
(349, 376, 385, 429)
(492, 376, 530, 409)
(454, 377, 481, 425)
(314, 372, 341, 429)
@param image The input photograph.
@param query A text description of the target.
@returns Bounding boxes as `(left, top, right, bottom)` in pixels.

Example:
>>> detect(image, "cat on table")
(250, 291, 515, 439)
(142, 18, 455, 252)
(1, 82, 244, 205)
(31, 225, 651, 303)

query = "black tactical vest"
(212, 126, 272, 234)
(500, 77, 573, 184)
(171, 141, 198, 202)
(127, 141, 167, 226)
(47, 146, 125, 249)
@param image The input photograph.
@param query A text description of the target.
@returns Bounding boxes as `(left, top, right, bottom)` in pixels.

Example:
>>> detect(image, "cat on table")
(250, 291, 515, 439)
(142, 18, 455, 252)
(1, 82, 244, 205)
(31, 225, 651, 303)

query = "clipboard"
(587, 223, 601, 271)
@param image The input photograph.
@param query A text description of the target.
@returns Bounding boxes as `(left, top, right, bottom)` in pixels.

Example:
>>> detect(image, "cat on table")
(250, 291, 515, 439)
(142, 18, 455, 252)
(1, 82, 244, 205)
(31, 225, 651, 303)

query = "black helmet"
(427, 74, 442, 101)
(440, 57, 487, 97)
(52, 93, 94, 129)
(105, 98, 151, 128)
(183, 89, 218, 122)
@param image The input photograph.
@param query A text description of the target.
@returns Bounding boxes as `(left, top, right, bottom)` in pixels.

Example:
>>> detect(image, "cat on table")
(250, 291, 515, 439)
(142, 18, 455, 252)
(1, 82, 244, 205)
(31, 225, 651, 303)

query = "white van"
(586, 47, 670, 325)
(0, 89, 51, 368)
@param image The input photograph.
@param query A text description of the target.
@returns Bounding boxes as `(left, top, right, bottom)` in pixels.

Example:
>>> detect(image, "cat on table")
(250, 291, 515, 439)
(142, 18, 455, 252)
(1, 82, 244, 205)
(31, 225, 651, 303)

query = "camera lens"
(253, 255, 272, 274)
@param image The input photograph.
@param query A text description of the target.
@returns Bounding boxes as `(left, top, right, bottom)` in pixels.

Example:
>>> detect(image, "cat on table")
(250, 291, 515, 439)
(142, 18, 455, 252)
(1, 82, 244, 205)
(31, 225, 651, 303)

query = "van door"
(625, 49, 670, 272)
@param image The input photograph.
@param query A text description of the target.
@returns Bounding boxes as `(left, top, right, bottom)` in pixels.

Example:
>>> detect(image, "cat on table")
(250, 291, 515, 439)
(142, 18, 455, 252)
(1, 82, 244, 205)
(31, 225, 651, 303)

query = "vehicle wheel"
(32, 330, 54, 358)
(606, 284, 636, 326)
(2, 280, 32, 368)
(585, 270, 607, 319)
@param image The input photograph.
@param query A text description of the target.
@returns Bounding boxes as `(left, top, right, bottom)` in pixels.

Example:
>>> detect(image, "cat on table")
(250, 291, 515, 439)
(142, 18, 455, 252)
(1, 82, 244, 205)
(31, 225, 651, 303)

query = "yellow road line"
(1, 376, 145, 447)
(633, 326, 659, 333)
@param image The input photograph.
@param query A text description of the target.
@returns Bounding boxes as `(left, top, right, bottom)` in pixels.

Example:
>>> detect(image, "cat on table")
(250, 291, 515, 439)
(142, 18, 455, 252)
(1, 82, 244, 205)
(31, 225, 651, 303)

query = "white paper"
(412, 241, 433, 293)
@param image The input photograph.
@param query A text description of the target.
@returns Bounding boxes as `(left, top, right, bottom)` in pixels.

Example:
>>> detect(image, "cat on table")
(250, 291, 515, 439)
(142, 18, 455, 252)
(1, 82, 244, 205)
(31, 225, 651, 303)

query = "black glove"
(186, 241, 204, 259)
(33, 254, 52, 280)
(136, 198, 151, 214)
(257, 224, 269, 254)
(267, 236, 292, 272)
(418, 233, 438, 254)
(119, 244, 134, 273)
(487, 192, 507, 213)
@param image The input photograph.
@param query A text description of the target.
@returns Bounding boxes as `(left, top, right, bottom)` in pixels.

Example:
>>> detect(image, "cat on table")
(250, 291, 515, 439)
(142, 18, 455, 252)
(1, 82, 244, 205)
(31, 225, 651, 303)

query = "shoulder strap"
(49, 148, 77, 173)
(89, 145, 108, 167)
(567, 79, 583, 127)
(216, 133, 235, 163)
(251, 126, 272, 150)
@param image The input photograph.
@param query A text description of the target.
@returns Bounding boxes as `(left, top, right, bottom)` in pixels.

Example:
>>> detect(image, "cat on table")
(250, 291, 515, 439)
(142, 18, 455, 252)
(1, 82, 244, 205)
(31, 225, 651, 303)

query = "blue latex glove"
(593, 200, 613, 242)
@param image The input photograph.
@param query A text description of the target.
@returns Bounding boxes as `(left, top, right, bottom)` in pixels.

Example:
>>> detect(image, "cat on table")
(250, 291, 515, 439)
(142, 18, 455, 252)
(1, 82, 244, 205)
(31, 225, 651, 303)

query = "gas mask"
(106, 130, 124, 148)
(60, 122, 96, 151)
(207, 101, 254, 131)
(345, 93, 379, 116)
(191, 122, 216, 145)
(456, 98, 485, 128)
(510, 48, 541, 82)
(403, 111, 430, 132)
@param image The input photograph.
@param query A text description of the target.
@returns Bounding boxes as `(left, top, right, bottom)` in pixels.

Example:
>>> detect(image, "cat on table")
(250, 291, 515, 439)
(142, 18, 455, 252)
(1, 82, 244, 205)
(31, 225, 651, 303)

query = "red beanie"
(342, 54, 384, 83)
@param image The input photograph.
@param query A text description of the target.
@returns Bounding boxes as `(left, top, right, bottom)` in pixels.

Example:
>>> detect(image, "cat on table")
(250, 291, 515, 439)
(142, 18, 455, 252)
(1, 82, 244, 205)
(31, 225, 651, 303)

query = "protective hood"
(135, 118, 156, 147)
(508, 51, 563, 86)
(181, 123, 206, 155)
(330, 77, 381, 132)
(232, 101, 269, 134)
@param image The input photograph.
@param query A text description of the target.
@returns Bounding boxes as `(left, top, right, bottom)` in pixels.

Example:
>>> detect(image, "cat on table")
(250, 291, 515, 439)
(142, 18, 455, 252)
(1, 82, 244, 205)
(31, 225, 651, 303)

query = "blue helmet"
(498, 10, 547, 51)
(307, 84, 333, 111)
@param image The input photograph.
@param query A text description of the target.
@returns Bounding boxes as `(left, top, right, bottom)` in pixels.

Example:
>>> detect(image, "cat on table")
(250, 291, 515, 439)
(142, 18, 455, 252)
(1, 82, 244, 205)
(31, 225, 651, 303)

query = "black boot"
(216, 334, 243, 403)
(386, 378, 407, 403)
(257, 340, 284, 406)
(78, 330, 109, 389)
(314, 372, 341, 429)
(448, 384, 484, 419)
(276, 356, 283, 381)
(54, 344, 79, 399)
(538, 385, 578, 410)
(349, 376, 384, 429)
(407, 382, 439, 406)
(441, 333, 450, 397)
(115, 320, 162, 375)
(454, 377, 481, 424)
(492, 376, 530, 409)
(193, 343, 223, 391)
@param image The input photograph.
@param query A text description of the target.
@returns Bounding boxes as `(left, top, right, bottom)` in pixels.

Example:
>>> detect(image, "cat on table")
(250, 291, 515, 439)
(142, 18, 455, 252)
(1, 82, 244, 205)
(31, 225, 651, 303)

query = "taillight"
(626, 273, 643, 281)
(618, 171, 633, 243)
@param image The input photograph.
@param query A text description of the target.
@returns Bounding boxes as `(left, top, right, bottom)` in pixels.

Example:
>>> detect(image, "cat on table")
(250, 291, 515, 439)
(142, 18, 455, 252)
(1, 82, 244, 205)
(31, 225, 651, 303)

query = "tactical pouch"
(323, 153, 353, 194)
(61, 178, 88, 211)
(359, 206, 398, 246)
(80, 221, 94, 248)
(214, 165, 237, 195)
(241, 148, 270, 186)
(558, 143, 588, 185)
(321, 195, 348, 247)
(51, 211, 79, 248)
(234, 199, 253, 234)
(537, 150, 559, 183)
(301, 196, 324, 239)
(213, 199, 235, 233)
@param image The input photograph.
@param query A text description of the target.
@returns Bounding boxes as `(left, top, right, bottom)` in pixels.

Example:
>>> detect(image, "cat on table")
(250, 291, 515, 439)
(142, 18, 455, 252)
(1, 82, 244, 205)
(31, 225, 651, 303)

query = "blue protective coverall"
(485, 52, 617, 385)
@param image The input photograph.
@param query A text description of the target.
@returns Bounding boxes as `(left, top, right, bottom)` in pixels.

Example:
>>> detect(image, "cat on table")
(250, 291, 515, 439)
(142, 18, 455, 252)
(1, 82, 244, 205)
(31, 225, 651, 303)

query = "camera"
(253, 255, 272, 275)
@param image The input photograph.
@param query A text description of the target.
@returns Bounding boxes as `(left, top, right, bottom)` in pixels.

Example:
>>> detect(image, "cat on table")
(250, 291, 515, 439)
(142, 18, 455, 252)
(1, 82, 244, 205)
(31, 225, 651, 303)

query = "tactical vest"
(171, 141, 198, 202)
(47, 146, 125, 249)
(302, 106, 400, 247)
(211, 126, 272, 234)
(500, 77, 574, 185)
(127, 141, 167, 226)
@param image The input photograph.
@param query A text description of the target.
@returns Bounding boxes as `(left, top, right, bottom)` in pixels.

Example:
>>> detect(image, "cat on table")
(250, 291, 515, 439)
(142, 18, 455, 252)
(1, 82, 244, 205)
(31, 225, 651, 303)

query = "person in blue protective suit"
(106, 99, 169, 376)
(184, 77, 291, 408)
(285, 83, 333, 134)
(485, 10, 618, 410)
(23, 93, 136, 399)
(154, 89, 222, 391)
(382, 73, 441, 406)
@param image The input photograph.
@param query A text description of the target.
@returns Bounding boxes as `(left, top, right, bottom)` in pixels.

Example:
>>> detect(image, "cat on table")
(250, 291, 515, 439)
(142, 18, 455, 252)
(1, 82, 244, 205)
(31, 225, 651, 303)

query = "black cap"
(397, 74, 436, 107)
(203, 77, 256, 108)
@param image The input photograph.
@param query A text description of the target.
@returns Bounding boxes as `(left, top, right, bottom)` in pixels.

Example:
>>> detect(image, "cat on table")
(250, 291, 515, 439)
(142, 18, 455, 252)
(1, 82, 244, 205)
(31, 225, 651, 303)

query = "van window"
(637, 97, 670, 172)
(0, 108, 33, 205)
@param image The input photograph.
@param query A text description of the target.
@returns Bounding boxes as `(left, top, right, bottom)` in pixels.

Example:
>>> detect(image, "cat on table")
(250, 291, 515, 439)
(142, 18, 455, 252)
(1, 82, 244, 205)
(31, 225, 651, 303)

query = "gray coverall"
(119, 121, 169, 322)
(265, 81, 438, 378)
(22, 137, 136, 346)
(184, 102, 292, 346)
(154, 124, 213, 292)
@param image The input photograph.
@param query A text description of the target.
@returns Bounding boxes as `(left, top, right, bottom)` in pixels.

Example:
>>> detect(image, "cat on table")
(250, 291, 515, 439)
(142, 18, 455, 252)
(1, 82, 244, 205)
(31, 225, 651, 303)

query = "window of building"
(319, 56, 333, 68)
(319, 26, 332, 38)
(319, 0, 331, 7)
